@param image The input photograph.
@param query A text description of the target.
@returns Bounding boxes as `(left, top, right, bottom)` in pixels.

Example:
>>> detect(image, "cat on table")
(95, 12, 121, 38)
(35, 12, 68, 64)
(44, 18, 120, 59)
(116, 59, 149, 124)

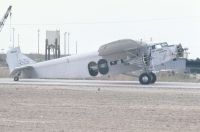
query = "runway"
(0, 78, 200, 90)
(1, 78, 200, 131)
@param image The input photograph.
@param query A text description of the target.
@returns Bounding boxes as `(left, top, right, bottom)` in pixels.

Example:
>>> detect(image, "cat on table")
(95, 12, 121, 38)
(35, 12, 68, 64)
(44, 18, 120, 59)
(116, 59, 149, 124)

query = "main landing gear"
(13, 72, 20, 81)
(139, 72, 157, 85)
(14, 76, 19, 81)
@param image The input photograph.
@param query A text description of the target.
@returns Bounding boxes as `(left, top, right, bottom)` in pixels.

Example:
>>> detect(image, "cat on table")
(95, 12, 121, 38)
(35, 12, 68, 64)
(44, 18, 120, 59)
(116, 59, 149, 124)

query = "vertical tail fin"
(6, 47, 35, 73)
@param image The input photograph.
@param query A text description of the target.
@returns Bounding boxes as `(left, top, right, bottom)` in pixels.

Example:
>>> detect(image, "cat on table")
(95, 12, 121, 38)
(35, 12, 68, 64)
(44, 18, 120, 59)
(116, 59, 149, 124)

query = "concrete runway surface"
(1, 78, 200, 90)
(0, 78, 200, 132)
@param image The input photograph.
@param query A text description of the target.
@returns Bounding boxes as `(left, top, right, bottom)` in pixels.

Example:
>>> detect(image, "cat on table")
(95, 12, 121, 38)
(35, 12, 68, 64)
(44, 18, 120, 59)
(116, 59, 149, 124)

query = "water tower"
(45, 30, 60, 60)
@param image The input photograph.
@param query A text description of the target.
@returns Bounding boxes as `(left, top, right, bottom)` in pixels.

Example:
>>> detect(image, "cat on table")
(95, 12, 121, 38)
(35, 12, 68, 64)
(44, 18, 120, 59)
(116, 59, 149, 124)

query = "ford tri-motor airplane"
(6, 39, 184, 84)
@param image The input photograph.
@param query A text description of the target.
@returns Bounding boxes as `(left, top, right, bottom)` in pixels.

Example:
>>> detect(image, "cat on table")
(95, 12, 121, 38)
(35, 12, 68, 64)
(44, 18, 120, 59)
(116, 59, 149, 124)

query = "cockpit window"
(155, 44, 162, 49)
(151, 42, 168, 49)
(152, 44, 162, 49)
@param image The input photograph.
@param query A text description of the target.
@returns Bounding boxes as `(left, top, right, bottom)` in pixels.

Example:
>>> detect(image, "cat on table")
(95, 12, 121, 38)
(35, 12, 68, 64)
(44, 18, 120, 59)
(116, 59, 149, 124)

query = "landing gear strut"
(13, 72, 20, 81)
(139, 72, 157, 85)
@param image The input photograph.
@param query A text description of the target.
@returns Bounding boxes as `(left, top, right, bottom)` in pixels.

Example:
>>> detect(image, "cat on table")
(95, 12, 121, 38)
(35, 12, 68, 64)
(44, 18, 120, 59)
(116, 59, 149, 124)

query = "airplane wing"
(98, 39, 149, 66)
(98, 39, 147, 56)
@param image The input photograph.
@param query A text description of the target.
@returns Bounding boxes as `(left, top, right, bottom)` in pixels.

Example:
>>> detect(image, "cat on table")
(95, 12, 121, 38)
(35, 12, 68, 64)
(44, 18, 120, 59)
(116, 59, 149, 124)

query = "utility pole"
(17, 34, 19, 47)
(67, 32, 70, 55)
(76, 41, 77, 54)
(12, 28, 15, 48)
(10, 10, 12, 46)
(150, 37, 153, 42)
(37, 29, 40, 54)
(64, 32, 67, 55)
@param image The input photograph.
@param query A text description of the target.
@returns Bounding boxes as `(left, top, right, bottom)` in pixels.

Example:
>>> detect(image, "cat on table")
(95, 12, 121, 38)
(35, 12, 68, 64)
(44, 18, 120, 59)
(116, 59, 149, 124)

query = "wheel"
(149, 72, 157, 84)
(14, 76, 19, 81)
(139, 73, 151, 85)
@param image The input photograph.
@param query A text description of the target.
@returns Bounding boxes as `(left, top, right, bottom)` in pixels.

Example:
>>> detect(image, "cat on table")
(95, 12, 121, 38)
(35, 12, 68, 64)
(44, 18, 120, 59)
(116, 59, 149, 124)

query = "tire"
(14, 76, 19, 81)
(139, 73, 151, 85)
(149, 72, 157, 84)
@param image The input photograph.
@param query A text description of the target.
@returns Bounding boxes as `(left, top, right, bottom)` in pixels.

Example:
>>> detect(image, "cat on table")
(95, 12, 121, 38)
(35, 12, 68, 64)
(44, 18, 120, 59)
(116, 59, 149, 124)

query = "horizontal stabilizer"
(10, 65, 34, 76)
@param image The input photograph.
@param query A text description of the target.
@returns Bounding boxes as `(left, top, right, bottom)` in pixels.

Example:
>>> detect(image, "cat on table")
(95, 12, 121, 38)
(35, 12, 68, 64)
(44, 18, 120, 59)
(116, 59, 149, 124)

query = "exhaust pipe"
(176, 44, 184, 57)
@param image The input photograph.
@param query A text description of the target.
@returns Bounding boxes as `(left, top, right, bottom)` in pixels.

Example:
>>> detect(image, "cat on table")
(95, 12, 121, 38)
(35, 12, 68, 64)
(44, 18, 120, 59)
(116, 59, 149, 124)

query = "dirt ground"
(0, 85, 200, 132)
(0, 67, 9, 78)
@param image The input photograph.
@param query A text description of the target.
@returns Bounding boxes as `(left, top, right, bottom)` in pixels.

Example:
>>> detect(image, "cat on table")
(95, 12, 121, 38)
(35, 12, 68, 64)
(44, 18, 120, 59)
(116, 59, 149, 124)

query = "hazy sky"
(0, 0, 200, 58)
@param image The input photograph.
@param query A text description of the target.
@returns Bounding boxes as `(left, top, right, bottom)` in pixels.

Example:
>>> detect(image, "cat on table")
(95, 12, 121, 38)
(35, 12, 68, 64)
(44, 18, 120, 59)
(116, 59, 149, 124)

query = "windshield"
(151, 42, 168, 49)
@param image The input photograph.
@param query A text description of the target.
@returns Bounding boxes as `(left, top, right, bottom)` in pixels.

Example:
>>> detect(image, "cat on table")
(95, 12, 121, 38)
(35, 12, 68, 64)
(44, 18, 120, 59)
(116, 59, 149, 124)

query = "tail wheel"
(14, 76, 19, 81)
(149, 72, 157, 84)
(139, 73, 151, 85)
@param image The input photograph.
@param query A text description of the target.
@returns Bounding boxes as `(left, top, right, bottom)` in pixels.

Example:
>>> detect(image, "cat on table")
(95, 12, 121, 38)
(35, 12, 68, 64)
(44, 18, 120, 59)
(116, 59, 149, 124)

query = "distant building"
(153, 58, 186, 73)
(186, 59, 200, 74)
(153, 58, 200, 74)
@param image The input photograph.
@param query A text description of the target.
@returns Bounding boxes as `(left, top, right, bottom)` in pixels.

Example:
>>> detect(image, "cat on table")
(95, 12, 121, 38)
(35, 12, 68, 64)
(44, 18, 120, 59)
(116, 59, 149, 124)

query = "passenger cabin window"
(110, 59, 124, 66)
(110, 60, 117, 65)
(88, 62, 98, 76)
(98, 59, 109, 75)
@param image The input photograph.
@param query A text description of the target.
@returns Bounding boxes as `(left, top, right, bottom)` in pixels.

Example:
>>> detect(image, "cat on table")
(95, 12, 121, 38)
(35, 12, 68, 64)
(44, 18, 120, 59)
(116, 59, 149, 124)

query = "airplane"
(6, 39, 184, 84)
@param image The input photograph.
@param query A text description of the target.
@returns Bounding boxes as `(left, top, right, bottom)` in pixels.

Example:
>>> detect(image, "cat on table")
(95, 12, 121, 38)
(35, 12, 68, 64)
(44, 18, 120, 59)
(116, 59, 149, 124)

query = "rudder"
(6, 47, 35, 73)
